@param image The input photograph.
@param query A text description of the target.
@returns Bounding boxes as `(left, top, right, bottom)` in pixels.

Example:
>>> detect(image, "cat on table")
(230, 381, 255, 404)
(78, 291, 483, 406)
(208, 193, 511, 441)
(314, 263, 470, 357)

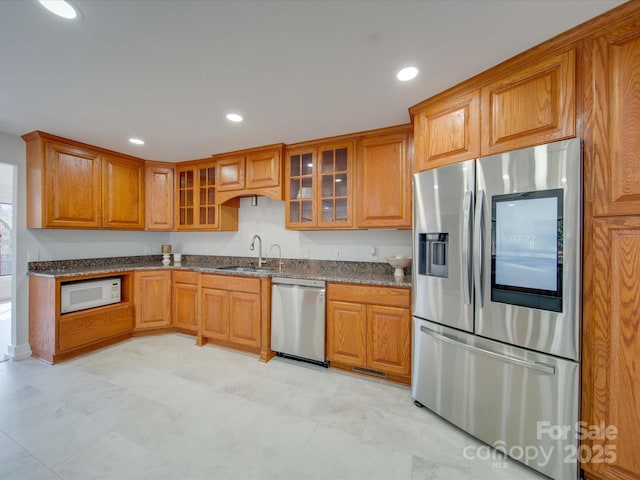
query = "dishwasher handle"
(272, 277, 326, 288)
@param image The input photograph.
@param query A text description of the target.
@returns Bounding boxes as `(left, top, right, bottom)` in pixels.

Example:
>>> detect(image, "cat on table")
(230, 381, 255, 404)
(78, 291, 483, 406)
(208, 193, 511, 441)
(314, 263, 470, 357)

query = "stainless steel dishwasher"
(270, 277, 328, 367)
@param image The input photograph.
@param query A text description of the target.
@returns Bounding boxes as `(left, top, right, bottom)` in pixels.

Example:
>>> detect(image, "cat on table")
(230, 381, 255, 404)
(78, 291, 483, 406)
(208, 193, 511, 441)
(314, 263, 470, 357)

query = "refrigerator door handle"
(473, 189, 485, 307)
(419, 325, 556, 375)
(462, 190, 474, 305)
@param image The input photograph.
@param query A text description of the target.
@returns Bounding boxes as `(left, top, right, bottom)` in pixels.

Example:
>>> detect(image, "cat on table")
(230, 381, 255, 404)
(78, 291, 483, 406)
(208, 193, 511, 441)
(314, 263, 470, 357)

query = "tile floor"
(0, 334, 547, 480)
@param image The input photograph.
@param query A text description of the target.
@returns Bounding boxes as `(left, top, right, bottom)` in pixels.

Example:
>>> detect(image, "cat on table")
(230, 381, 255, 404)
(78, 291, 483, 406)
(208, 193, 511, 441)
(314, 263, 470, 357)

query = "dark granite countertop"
(28, 255, 412, 288)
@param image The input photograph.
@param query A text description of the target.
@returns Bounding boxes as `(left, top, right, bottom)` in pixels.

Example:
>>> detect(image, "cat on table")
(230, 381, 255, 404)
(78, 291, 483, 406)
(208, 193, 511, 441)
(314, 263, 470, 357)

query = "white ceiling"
(0, 0, 625, 162)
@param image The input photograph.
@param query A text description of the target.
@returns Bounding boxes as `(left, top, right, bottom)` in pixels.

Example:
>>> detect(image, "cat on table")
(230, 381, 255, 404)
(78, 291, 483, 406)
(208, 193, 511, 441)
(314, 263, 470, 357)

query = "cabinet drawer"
(327, 283, 410, 308)
(58, 303, 133, 351)
(201, 274, 261, 294)
(173, 270, 199, 285)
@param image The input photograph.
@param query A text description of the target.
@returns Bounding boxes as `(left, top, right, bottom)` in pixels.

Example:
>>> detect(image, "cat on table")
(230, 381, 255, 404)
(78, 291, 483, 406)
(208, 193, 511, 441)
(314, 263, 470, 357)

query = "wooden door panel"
(103, 155, 145, 229)
(173, 284, 198, 332)
(134, 271, 171, 329)
(356, 131, 411, 228)
(246, 150, 280, 189)
(413, 90, 480, 171)
(592, 25, 640, 216)
(201, 288, 230, 341)
(587, 218, 640, 479)
(326, 300, 367, 367)
(229, 292, 261, 349)
(45, 142, 102, 228)
(145, 164, 175, 230)
(481, 49, 575, 155)
(217, 156, 245, 191)
(366, 305, 411, 376)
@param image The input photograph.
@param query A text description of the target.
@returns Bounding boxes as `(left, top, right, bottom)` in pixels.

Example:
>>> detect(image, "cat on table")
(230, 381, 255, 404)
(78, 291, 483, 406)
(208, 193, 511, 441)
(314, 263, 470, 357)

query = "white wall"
(170, 197, 412, 262)
(0, 132, 29, 358)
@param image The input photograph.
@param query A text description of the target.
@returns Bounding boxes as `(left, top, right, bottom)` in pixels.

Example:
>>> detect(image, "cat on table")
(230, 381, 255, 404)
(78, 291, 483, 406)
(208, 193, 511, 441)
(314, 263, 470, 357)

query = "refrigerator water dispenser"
(418, 233, 448, 277)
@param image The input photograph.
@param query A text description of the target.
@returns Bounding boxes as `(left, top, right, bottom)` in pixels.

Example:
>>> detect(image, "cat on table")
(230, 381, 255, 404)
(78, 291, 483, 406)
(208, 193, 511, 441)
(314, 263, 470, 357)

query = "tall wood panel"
(585, 218, 640, 480)
(591, 19, 640, 216)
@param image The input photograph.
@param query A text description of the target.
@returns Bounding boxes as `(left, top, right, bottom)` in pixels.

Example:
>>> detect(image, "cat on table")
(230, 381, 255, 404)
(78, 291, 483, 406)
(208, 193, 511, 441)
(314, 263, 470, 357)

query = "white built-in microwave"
(60, 277, 121, 314)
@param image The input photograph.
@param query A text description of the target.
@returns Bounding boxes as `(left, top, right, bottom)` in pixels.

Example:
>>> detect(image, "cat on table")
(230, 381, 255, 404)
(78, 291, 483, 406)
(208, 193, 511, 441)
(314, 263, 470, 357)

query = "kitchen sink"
(216, 265, 270, 272)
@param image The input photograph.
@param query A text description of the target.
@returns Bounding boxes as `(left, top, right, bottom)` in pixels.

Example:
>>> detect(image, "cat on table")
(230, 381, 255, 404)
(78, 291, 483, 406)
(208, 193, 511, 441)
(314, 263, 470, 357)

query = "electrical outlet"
(336, 248, 342, 259)
(27, 250, 39, 262)
(370, 246, 377, 260)
(299, 248, 310, 258)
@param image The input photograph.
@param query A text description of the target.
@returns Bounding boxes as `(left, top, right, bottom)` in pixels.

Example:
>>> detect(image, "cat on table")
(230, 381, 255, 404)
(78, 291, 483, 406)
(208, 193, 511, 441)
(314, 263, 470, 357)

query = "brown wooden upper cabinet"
(22, 131, 145, 229)
(285, 140, 354, 229)
(481, 49, 576, 155)
(102, 154, 145, 229)
(412, 90, 480, 172)
(356, 126, 412, 228)
(410, 49, 576, 171)
(145, 162, 175, 231)
(214, 144, 284, 204)
(175, 161, 238, 231)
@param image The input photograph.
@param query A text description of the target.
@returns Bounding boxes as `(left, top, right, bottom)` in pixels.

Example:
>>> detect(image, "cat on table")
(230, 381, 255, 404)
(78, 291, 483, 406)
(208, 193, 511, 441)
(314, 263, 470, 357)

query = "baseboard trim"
(7, 343, 32, 361)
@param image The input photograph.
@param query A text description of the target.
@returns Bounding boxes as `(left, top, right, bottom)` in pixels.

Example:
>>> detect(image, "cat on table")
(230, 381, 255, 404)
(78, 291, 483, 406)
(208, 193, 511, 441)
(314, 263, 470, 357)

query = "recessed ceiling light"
(129, 138, 145, 145)
(39, 0, 78, 20)
(397, 66, 418, 82)
(226, 113, 243, 122)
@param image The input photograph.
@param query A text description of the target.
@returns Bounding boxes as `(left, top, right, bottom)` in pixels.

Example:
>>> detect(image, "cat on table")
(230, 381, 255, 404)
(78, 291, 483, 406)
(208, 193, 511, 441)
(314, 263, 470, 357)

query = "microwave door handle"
(462, 190, 473, 305)
(473, 189, 485, 307)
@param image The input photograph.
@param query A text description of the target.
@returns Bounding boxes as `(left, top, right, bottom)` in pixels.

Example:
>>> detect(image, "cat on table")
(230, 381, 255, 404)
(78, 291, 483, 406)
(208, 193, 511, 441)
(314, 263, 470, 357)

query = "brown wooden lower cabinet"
(198, 274, 262, 354)
(326, 283, 411, 384)
(172, 271, 199, 333)
(133, 270, 172, 330)
(29, 272, 134, 364)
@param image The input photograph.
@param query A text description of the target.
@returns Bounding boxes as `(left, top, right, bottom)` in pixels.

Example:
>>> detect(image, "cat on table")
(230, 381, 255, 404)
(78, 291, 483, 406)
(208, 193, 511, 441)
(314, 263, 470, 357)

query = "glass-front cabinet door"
(317, 142, 353, 228)
(198, 164, 218, 228)
(286, 148, 316, 228)
(177, 166, 195, 229)
(285, 141, 353, 229)
(177, 162, 219, 230)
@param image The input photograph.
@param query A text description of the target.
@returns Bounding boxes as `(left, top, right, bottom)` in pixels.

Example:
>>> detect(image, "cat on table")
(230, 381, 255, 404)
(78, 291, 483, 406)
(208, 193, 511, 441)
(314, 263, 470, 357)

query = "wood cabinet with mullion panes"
(198, 165, 217, 227)
(286, 149, 316, 227)
(177, 167, 195, 228)
(176, 161, 238, 231)
(318, 143, 353, 227)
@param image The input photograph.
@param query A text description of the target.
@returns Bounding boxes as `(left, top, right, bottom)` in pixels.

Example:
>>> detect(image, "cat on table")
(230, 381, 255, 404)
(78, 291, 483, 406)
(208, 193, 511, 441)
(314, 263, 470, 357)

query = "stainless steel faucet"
(249, 235, 266, 268)
(269, 244, 283, 273)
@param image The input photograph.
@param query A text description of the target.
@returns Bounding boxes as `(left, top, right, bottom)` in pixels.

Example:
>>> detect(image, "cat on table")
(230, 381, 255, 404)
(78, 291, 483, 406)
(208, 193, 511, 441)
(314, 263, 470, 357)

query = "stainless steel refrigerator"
(412, 138, 581, 480)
